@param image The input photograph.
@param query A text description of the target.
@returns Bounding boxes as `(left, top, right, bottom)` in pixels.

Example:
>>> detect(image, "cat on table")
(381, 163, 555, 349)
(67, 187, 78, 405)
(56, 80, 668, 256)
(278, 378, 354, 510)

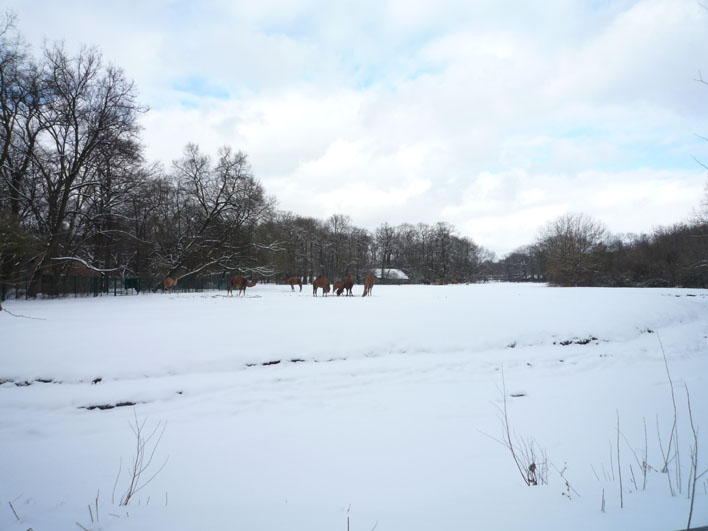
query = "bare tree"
(21, 43, 145, 295)
(501, 245, 544, 282)
(327, 213, 351, 277)
(536, 213, 608, 286)
(0, 12, 43, 221)
(375, 223, 397, 281)
(150, 144, 276, 281)
(0, 13, 44, 289)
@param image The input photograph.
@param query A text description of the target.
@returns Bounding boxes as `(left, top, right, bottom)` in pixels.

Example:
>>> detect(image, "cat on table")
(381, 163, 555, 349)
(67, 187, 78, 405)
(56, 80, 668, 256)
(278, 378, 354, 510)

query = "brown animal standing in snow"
(343, 274, 354, 296)
(313, 276, 330, 297)
(283, 276, 302, 292)
(228, 275, 258, 297)
(154, 276, 178, 293)
(333, 281, 345, 296)
(362, 274, 375, 297)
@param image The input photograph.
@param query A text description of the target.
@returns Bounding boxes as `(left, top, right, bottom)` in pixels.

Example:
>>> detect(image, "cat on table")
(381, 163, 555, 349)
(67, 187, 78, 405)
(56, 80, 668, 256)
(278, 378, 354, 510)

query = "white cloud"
(6, 0, 708, 256)
(442, 166, 705, 253)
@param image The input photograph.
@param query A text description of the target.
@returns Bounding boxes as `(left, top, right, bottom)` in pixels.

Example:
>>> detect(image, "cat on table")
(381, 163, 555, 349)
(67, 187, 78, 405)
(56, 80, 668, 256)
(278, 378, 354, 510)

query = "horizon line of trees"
(2, 15, 707, 298)
(501, 211, 708, 288)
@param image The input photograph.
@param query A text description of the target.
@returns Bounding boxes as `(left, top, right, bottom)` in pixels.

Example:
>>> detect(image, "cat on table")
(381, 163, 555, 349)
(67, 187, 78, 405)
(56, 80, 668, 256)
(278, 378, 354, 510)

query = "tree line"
(499, 211, 708, 288)
(265, 214, 495, 285)
(1, 16, 707, 297)
(0, 17, 492, 297)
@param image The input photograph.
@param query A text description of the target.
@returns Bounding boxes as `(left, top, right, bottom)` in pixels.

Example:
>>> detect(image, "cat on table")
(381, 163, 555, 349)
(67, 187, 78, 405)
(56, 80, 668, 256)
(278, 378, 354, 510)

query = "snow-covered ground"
(1, 283, 707, 530)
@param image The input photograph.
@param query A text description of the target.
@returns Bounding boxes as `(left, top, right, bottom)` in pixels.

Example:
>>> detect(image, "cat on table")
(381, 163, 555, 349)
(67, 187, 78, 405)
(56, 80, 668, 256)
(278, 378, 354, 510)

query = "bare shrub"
(685, 384, 708, 530)
(486, 368, 548, 486)
(112, 411, 168, 506)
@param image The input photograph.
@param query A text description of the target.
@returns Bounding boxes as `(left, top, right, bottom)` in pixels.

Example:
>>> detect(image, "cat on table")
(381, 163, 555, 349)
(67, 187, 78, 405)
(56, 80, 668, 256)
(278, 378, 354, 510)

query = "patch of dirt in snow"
(80, 401, 139, 411)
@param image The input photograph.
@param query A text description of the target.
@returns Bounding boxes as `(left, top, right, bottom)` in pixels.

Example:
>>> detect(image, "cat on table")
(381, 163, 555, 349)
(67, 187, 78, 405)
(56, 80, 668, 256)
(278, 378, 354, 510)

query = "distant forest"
(2, 16, 708, 299)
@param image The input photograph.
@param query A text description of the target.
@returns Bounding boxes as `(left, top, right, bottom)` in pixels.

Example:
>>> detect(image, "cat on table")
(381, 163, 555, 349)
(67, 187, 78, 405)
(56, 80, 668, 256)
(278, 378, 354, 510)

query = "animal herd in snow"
(154, 273, 376, 297)
(312, 274, 357, 297)
(301, 273, 375, 297)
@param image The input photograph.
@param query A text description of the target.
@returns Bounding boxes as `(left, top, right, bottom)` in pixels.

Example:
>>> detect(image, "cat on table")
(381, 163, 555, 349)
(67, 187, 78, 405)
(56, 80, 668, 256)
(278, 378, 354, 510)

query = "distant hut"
(372, 268, 410, 285)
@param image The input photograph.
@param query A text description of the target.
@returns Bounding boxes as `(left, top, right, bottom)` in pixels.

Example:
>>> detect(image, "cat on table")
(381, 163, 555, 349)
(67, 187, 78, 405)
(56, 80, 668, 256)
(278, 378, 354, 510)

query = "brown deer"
(313, 276, 330, 297)
(343, 274, 354, 296)
(333, 281, 345, 296)
(362, 274, 375, 297)
(154, 276, 178, 293)
(283, 276, 302, 292)
(228, 275, 258, 297)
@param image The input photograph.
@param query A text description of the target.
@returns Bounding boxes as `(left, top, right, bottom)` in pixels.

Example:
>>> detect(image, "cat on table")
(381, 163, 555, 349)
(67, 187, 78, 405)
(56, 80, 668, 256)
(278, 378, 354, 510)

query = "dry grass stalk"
(617, 411, 623, 509)
(8, 501, 20, 521)
(114, 410, 169, 506)
(685, 384, 708, 530)
(485, 367, 548, 486)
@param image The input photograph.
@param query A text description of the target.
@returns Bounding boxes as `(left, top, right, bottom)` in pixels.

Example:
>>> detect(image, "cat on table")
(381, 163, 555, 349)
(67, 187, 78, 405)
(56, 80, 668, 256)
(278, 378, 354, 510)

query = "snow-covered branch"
(51, 256, 118, 273)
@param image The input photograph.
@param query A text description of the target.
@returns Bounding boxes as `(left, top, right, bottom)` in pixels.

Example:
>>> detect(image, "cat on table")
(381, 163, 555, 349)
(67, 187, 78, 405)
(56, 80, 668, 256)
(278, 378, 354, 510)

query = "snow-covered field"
(1, 283, 707, 530)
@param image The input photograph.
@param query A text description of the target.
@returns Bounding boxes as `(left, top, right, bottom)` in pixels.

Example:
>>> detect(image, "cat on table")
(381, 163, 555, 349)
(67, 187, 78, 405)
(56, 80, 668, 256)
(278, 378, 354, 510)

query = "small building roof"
(372, 268, 409, 280)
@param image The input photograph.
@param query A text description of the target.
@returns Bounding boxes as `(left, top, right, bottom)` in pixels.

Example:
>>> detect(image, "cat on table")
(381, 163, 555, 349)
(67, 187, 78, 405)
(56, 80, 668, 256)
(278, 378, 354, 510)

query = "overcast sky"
(8, 0, 708, 255)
